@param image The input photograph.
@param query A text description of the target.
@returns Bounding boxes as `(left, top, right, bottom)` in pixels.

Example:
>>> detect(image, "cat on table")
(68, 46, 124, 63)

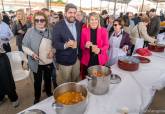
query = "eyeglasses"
(113, 24, 118, 27)
(53, 17, 59, 19)
(34, 19, 46, 23)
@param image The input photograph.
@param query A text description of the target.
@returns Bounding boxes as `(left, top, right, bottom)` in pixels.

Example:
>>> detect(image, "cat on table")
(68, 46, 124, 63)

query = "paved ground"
(0, 38, 165, 114)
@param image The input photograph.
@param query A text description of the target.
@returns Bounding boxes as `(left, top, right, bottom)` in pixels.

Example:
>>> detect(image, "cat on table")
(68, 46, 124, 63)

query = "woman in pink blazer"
(80, 12, 109, 76)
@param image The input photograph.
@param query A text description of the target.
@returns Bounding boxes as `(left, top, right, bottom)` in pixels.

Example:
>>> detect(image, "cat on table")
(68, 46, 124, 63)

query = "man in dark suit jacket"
(53, 3, 81, 85)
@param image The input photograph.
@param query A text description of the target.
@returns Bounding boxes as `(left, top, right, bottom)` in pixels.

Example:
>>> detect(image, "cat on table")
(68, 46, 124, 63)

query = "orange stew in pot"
(92, 70, 104, 77)
(56, 91, 85, 105)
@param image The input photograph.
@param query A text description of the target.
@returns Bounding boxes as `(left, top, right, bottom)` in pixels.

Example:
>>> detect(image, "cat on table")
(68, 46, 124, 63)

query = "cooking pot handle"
(52, 102, 63, 109)
(105, 65, 112, 70)
(86, 76, 92, 80)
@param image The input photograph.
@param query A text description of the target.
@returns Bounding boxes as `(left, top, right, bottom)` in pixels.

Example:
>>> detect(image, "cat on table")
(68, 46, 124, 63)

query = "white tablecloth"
(18, 52, 165, 114)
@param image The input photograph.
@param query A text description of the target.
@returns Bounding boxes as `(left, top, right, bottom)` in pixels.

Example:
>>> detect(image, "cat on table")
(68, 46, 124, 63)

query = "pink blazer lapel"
(86, 28, 90, 41)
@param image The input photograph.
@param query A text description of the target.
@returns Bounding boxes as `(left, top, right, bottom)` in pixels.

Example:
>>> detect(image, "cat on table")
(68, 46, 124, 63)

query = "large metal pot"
(52, 82, 88, 114)
(87, 65, 111, 95)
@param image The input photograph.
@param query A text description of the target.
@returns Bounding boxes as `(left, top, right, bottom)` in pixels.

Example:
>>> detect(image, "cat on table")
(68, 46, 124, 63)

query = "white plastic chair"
(6, 51, 31, 82)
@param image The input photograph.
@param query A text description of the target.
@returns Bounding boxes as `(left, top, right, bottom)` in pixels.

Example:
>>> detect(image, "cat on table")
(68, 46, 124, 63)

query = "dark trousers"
(33, 64, 52, 100)
(0, 53, 18, 102)
(51, 63, 57, 88)
(143, 41, 149, 48)
(17, 43, 23, 52)
(16, 37, 23, 52)
(130, 45, 135, 55)
(3, 43, 11, 53)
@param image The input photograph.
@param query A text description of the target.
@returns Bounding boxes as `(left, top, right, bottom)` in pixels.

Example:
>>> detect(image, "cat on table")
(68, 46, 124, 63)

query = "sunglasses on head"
(34, 19, 46, 23)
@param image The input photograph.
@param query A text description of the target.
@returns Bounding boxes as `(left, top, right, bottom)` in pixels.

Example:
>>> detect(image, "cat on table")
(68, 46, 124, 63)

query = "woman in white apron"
(107, 18, 132, 66)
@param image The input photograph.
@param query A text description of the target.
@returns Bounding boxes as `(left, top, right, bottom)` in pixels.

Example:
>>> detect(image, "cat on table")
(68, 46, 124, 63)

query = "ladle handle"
(52, 102, 63, 109)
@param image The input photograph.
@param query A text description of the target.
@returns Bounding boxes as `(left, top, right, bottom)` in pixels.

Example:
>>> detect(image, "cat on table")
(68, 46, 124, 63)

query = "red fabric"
(27, 16, 32, 21)
(136, 48, 152, 56)
(80, 27, 110, 66)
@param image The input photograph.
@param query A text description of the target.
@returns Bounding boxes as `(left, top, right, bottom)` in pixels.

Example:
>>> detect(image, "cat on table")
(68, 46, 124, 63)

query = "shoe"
(12, 99, 19, 108)
(0, 98, 7, 105)
(33, 99, 40, 105)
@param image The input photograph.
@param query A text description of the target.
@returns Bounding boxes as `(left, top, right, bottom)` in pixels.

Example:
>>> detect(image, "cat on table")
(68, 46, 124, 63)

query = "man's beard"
(66, 16, 75, 23)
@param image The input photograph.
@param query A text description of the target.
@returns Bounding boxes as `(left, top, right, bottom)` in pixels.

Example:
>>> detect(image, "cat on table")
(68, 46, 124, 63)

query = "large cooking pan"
(148, 43, 165, 52)
(118, 56, 140, 71)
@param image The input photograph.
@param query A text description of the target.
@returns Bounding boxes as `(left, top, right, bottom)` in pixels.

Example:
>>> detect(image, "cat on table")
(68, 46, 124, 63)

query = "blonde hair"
(16, 9, 26, 23)
(87, 12, 101, 28)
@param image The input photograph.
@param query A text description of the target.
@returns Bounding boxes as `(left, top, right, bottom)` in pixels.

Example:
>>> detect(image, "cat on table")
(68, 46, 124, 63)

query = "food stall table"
(18, 54, 165, 114)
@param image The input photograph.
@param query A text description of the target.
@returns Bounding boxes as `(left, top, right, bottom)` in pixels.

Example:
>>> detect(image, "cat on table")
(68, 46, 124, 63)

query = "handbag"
(39, 37, 53, 65)
(133, 25, 144, 53)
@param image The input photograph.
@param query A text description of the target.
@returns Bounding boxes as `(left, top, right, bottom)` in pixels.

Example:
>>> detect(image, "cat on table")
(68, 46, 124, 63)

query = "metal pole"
(126, 3, 128, 12)
(113, 0, 117, 17)
(120, 0, 123, 13)
(49, 0, 52, 9)
(108, 1, 110, 13)
(141, 0, 144, 12)
(156, 0, 159, 12)
(28, 0, 31, 14)
(100, 0, 102, 12)
(1, 0, 5, 11)
(80, 0, 82, 11)
(91, 0, 92, 12)
(46, 0, 49, 9)
(124, 2, 126, 13)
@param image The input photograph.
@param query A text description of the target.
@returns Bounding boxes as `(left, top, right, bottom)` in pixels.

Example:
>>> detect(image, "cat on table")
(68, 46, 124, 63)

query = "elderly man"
(0, 12, 13, 52)
(53, 3, 81, 85)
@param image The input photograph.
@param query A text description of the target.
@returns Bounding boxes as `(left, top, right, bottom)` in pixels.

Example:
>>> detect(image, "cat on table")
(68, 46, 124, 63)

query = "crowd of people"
(0, 3, 162, 107)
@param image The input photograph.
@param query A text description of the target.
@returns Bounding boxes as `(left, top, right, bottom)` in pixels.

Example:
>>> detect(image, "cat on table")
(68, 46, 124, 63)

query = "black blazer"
(52, 20, 81, 65)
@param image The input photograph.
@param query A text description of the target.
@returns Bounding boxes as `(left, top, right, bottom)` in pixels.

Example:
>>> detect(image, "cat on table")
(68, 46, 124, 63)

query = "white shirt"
(64, 19, 77, 40)
(0, 21, 13, 43)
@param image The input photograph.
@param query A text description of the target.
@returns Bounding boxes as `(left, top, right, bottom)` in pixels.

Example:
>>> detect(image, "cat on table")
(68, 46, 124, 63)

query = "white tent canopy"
(149, 0, 165, 2)
(1, 0, 165, 13)
(100, 0, 131, 3)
